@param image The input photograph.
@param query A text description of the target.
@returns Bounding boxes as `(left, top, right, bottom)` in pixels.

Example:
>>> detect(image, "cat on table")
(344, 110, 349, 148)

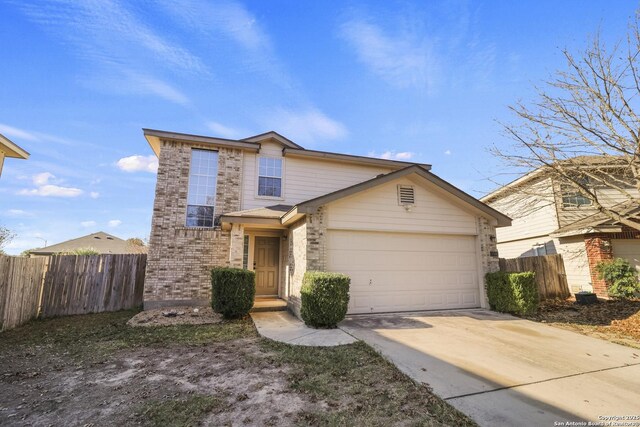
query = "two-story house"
(143, 128, 510, 316)
(482, 156, 640, 296)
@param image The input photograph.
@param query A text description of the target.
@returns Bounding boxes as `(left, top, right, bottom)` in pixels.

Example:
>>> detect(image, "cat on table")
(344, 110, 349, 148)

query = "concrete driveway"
(339, 309, 640, 426)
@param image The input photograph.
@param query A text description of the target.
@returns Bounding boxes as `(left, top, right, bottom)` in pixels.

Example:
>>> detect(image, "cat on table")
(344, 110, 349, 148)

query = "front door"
(254, 236, 279, 296)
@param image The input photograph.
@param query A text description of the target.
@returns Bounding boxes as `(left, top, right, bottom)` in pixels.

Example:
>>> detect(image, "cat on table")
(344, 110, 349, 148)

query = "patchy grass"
(137, 395, 226, 427)
(0, 309, 256, 360)
(0, 310, 473, 426)
(521, 298, 640, 348)
(261, 340, 475, 426)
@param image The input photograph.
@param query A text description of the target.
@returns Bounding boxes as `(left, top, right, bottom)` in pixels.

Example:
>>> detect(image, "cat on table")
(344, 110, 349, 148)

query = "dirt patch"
(0, 310, 474, 427)
(127, 306, 223, 327)
(521, 298, 640, 348)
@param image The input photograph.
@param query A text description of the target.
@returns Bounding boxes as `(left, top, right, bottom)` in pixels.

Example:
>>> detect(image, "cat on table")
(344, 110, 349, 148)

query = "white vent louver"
(398, 185, 415, 206)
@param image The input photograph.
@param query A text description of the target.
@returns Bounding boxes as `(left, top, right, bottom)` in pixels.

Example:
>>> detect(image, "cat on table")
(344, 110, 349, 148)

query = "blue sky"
(0, 0, 636, 254)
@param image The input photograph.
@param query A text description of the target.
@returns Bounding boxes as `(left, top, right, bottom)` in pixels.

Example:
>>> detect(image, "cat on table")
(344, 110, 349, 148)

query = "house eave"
(0, 134, 30, 159)
(282, 147, 432, 170)
(550, 226, 623, 238)
(143, 128, 261, 157)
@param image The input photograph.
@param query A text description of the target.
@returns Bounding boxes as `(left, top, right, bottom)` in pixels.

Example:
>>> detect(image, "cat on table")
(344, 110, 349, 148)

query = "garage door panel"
(327, 230, 480, 314)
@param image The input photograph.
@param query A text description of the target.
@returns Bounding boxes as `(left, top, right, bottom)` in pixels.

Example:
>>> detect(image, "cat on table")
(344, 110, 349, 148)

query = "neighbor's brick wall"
(144, 139, 243, 308)
(584, 227, 640, 297)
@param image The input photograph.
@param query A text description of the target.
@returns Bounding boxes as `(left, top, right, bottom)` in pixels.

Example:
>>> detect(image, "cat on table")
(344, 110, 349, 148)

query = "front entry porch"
(251, 296, 287, 312)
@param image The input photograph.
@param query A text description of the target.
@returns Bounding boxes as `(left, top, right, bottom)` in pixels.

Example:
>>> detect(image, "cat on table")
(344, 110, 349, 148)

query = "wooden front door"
(254, 236, 280, 296)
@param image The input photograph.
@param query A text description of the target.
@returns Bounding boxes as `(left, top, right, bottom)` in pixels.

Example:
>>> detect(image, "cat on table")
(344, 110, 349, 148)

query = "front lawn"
(0, 310, 474, 426)
(521, 298, 640, 349)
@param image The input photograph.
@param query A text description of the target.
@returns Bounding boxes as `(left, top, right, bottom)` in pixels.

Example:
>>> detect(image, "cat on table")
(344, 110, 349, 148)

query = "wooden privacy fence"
(0, 256, 47, 331)
(0, 254, 146, 331)
(499, 254, 570, 300)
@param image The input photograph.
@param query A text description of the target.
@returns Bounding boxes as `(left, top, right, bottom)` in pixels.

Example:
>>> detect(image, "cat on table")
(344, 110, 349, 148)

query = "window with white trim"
(561, 177, 592, 208)
(186, 149, 218, 227)
(258, 157, 282, 197)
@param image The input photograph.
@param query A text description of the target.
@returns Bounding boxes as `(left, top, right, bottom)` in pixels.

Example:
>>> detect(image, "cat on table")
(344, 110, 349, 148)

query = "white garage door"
(327, 230, 480, 314)
(612, 239, 640, 274)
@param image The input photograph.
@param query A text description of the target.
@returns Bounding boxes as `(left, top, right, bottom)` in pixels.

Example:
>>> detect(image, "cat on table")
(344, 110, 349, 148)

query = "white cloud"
(116, 155, 158, 173)
(264, 108, 347, 146)
(18, 185, 83, 198)
(205, 121, 246, 139)
(108, 219, 122, 228)
(81, 220, 97, 228)
(18, 172, 83, 197)
(444, 149, 452, 155)
(369, 150, 415, 161)
(89, 191, 100, 199)
(340, 18, 440, 93)
(33, 172, 54, 186)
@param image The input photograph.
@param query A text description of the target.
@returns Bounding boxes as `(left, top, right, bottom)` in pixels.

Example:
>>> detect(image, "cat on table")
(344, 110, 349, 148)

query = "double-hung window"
(561, 178, 592, 209)
(186, 149, 218, 227)
(258, 157, 282, 197)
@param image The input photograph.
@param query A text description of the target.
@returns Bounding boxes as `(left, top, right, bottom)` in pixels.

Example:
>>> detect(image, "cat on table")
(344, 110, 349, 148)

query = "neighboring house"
(29, 232, 147, 256)
(482, 156, 640, 296)
(0, 133, 29, 177)
(143, 128, 510, 316)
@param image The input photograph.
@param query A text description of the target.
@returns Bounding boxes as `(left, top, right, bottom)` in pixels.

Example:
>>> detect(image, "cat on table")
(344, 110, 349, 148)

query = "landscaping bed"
(0, 310, 474, 426)
(521, 298, 640, 348)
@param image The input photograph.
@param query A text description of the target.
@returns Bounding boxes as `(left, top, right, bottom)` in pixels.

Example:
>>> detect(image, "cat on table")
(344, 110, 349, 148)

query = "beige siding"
(241, 141, 390, 210)
(496, 236, 558, 259)
(612, 239, 640, 274)
(489, 178, 559, 244)
(556, 236, 591, 292)
(326, 177, 477, 235)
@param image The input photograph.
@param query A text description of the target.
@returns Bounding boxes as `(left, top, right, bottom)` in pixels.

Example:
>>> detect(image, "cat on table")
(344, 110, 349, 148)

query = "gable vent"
(398, 185, 415, 206)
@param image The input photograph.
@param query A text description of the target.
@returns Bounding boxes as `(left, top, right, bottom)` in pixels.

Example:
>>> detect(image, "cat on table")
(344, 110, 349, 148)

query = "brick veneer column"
(228, 223, 244, 268)
(584, 234, 613, 297)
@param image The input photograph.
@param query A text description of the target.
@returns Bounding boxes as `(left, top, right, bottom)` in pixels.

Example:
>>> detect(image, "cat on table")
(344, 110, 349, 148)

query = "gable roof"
(0, 134, 29, 159)
(482, 155, 629, 203)
(282, 165, 511, 226)
(29, 232, 146, 255)
(143, 128, 432, 169)
(550, 200, 640, 237)
(241, 131, 303, 149)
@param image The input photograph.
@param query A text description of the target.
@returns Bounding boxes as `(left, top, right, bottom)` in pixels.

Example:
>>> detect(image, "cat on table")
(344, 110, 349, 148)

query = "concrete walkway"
(251, 311, 357, 346)
(340, 309, 640, 426)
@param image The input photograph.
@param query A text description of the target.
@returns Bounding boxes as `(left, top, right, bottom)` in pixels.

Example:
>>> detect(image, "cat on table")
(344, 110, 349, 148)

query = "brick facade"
(144, 140, 243, 308)
(584, 227, 640, 297)
(306, 206, 327, 271)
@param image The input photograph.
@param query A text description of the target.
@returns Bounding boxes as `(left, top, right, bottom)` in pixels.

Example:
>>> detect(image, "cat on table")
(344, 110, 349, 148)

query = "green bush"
(300, 271, 350, 328)
(595, 258, 640, 299)
(486, 271, 539, 315)
(211, 268, 255, 319)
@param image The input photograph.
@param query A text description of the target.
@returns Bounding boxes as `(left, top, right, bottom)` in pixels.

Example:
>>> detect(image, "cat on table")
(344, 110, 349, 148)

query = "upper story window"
(560, 177, 592, 209)
(258, 157, 282, 197)
(186, 149, 218, 227)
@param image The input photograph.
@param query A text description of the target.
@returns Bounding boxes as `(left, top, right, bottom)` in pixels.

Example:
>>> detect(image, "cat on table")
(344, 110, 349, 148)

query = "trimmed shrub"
(596, 258, 640, 299)
(300, 271, 350, 328)
(211, 268, 255, 319)
(486, 271, 539, 315)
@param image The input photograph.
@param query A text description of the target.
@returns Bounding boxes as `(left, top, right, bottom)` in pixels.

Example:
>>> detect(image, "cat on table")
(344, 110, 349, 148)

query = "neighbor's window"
(561, 178, 592, 208)
(258, 157, 282, 197)
(186, 149, 218, 227)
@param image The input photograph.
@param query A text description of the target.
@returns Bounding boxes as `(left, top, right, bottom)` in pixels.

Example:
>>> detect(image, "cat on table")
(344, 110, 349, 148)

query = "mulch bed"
(127, 306, 223, 327)
(522, 297, 640, 346)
